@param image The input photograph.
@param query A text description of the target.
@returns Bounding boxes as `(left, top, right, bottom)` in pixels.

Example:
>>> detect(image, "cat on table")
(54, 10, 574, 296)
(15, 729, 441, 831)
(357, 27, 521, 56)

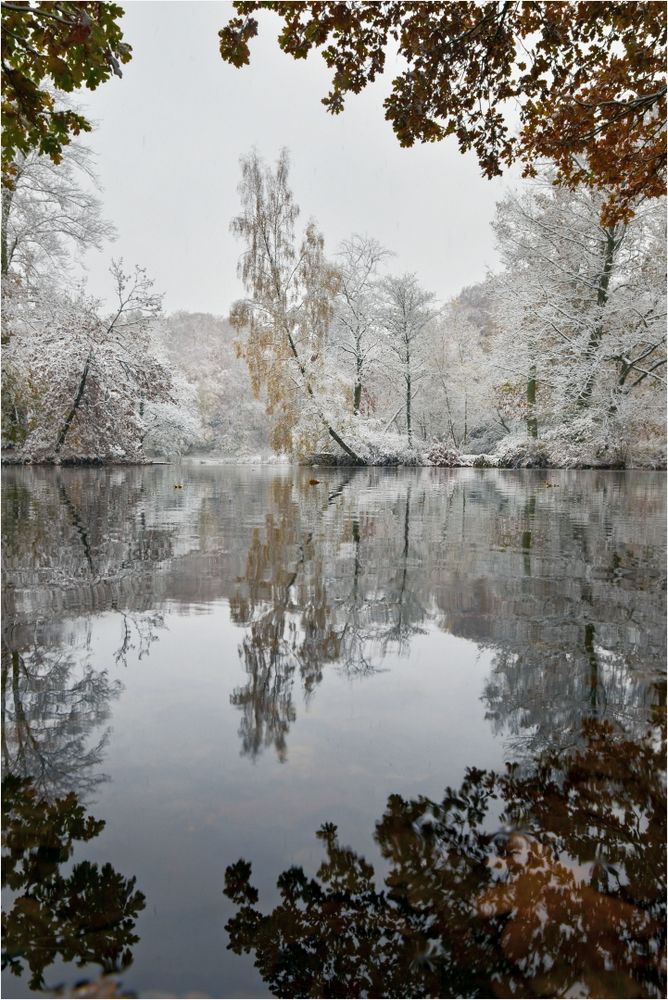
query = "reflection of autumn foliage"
(229, 480, 344, 760)
(2, 776, 145, 993)
(476, 836, 655, 997)
(228, 476, 431, 760)
(224, 719, 666, 998)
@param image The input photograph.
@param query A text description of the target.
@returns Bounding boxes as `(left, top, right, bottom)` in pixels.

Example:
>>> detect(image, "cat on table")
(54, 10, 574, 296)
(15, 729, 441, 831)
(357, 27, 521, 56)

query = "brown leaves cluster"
(219, 2, 667, 223)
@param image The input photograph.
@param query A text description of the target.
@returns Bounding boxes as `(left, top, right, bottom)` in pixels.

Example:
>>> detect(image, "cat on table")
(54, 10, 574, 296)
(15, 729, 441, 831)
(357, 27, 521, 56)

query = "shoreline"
(2, 454, 665, 472)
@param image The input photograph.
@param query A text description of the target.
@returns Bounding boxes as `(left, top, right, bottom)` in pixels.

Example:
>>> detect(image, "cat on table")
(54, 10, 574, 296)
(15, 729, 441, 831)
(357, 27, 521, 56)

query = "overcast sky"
(80, 1, 520, 316)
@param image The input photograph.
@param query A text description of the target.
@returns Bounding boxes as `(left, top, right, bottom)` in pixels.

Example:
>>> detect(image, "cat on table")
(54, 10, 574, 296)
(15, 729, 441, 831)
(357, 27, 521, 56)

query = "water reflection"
(226, 477, 429, 759)
(2, 470, 178, 620)
(227, 469, 664, 760)
(2, 776, 145, 993)
(2, 467, 665, 768)
(1, 630, 121, 799)
(1, 465, 665, 997)
(224, 714, 666, 998)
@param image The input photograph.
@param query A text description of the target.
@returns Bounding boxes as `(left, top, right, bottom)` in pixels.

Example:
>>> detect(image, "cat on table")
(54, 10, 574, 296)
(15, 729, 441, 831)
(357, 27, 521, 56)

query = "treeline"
(4, 464, 664, 773)
(225, 150, 666, 468)
(1, 140, 665, 467)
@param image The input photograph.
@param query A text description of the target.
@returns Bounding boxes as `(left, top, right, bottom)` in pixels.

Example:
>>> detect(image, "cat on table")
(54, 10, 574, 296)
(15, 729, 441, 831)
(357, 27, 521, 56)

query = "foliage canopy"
(1, 1, 132, 185)
(219, 1, 667, 223)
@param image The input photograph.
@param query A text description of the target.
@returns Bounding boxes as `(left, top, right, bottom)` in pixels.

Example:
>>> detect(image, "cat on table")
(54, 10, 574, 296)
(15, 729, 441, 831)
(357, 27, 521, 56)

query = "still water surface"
(1, 465, 665, 998)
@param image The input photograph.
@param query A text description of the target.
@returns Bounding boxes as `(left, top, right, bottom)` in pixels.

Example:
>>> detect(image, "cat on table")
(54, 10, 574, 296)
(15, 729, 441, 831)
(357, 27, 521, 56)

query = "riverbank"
(3, 454, 665, 470)
(0, 451, 178, 467)
(2, 437, 665, 471)
(302, 435, 666, 470)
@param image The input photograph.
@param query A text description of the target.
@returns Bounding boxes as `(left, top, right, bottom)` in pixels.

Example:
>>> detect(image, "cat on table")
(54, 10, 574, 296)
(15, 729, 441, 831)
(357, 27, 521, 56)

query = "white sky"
(80, 0, 519, 315)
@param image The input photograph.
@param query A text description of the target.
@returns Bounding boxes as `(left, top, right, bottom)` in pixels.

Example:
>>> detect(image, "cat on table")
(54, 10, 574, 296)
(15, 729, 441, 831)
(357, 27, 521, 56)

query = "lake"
(2, 464, 666, 999)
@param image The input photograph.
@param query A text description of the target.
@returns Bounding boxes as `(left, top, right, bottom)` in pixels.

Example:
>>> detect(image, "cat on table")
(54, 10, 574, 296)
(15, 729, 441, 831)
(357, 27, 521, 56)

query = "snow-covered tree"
(379, 273, 436, 447)
(1, 142, 114, 283)
(421, 298, 498, 449)
(141, 384, 203, 459)
(331, 235, 391, 415)
(158, 311, 271, 456)
(490, 177, 666, 457)
(4, 262, 176, 462)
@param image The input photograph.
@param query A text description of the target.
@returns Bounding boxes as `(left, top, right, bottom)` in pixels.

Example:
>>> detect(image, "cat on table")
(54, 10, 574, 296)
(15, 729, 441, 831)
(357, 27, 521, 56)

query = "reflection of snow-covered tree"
(223, 467, 664, 761)
(228, 480, 337, 761)
(483, 636, 659, 761)
(1, 629, 121, 800)
(2, 464, 664, 768)
(1, 469, 179, 705)
(376, 487, 428, 656)
(228, 475, 431, 759)
(468, 473, 667, 758)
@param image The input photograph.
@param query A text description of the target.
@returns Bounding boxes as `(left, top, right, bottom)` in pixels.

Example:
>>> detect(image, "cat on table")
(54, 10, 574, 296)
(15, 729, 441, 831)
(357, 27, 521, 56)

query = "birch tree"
(230, 149, 364, 462)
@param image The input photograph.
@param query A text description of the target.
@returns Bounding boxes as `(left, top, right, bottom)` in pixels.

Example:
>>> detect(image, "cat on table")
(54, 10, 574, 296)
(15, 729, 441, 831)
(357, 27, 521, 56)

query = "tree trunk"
(1, 184, 14, 277)
(577, 226, 619, 407)
(328, 424, 364, 463)
(285, 327, 365, 464)
(58, 478, 95, 574)
(353, 346, 363, 415)
(406, 373, 412, 446)
(405, 337, 412, 447)
(521, 495, 535, 576)
(526, 366, 538, 438)
(396, 488, 411, 635)
(353, 381, 362, 416)
(440, 379, 460, 447)
(55, 351, 93, 455)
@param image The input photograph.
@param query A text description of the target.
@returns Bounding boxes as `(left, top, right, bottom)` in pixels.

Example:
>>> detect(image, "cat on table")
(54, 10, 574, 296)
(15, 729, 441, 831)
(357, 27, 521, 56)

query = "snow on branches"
(3, 262, 190, 463)
(489, 176, 666, 461)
